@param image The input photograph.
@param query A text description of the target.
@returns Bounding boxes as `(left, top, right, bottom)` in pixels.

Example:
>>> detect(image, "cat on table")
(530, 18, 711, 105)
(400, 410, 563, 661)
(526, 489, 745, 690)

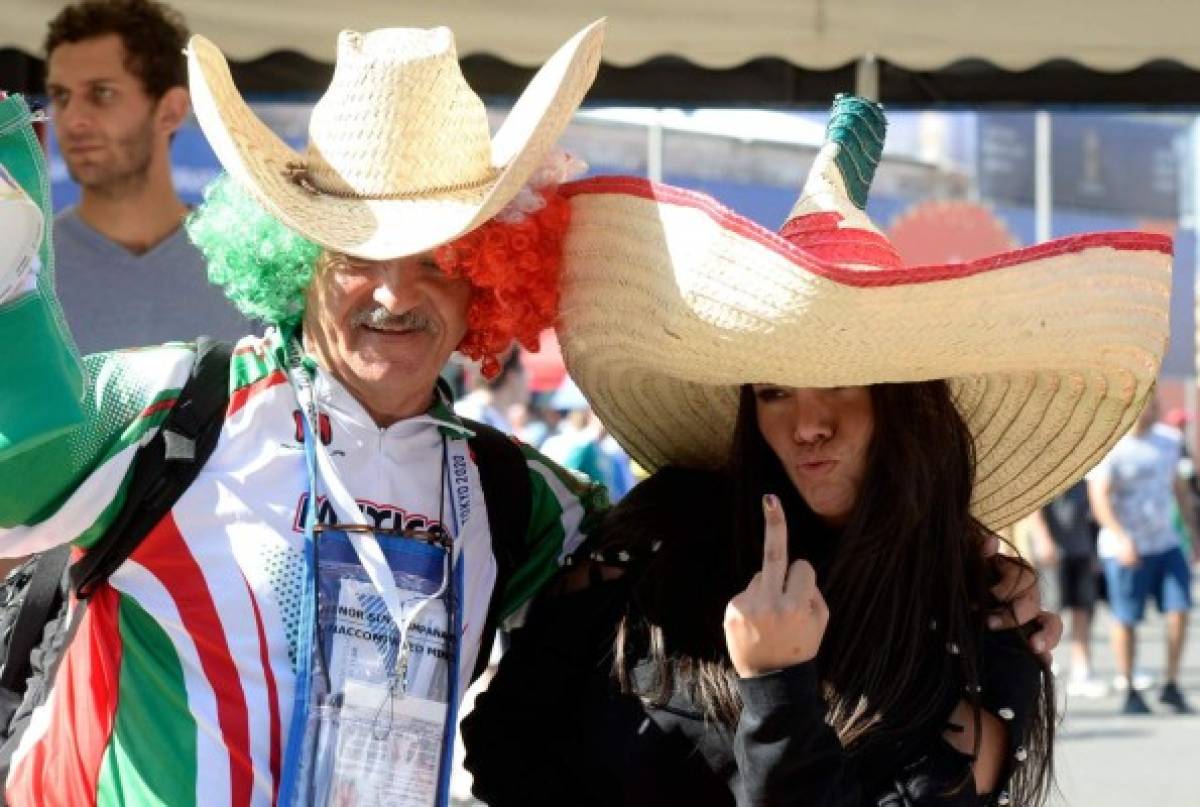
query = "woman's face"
(752, 385, 875, 527)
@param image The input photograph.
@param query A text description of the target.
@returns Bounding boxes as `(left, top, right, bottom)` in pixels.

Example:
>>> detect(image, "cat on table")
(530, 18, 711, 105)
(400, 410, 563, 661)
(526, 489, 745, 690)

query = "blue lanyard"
(436, 440, 464, 807)
(278, 410, 321, 806)
(276, 340, 467, 806)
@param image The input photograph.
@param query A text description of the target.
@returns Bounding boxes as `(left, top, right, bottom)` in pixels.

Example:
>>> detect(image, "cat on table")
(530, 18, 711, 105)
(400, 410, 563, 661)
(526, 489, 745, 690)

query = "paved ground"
(1046, 576, 1200, 807)
(451, 573, 1200, 806)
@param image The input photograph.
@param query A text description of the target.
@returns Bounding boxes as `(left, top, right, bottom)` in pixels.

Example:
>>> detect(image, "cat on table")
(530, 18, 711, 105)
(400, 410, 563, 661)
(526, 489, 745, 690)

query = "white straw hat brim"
(557, 177, 1172, 529)
(187, 20, 604, 260)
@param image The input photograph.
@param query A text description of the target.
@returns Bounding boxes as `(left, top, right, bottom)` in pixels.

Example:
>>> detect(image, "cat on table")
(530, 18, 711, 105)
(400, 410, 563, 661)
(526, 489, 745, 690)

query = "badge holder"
(298, 526, 453, 807)
(280, 351, 462, 807)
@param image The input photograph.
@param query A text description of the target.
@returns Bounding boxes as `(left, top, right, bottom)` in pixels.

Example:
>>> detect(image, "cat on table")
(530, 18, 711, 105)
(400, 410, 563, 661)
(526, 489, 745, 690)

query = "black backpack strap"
(463, 418, 532, 681)
(71, 338, 233, 598)
(0, 546, 70, 697)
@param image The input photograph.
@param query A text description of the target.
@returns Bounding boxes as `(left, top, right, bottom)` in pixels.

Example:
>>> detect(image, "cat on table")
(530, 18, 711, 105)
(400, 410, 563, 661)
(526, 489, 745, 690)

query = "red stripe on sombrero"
(228, 369, 287, 417)
(563, 176, 1173, 286)
(780, 215, 904, 268)
(783, 231, 903, 268)
(132, 515, 254, 807)
(5, 586, 122, 807)
(779, 211, 844, 234)
(788, 240, 905, 269)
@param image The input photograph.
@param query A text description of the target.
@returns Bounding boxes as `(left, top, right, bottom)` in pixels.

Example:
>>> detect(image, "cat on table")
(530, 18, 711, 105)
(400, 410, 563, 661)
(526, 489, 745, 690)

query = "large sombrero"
(187, 20, 604, 259)
(557, 96, 1172, 529)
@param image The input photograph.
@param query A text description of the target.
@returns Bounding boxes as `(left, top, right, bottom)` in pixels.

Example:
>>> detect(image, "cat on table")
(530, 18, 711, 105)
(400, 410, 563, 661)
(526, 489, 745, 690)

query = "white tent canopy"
(8, 0, 1200, 71)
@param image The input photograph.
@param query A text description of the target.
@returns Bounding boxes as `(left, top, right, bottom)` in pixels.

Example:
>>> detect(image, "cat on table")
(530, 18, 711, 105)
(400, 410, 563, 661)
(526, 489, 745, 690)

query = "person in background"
(454, 367, 512, 432)
(1161, 407, 1200, 562)
(541, 377, 634, 500)
(1088, 395, 1197, 714)
(44, 0, 249, 352)
(506, 400, 551, 447)
(1029, 480, 1108, 698)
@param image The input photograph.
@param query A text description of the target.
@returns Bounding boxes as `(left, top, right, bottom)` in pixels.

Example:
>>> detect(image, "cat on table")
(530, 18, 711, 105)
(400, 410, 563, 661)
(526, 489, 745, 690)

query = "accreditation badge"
(300, 530, 453, 807)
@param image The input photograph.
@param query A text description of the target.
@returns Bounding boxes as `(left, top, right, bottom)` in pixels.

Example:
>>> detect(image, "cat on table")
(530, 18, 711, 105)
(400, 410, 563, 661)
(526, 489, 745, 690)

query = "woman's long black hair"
(600, 381, 1054, 804)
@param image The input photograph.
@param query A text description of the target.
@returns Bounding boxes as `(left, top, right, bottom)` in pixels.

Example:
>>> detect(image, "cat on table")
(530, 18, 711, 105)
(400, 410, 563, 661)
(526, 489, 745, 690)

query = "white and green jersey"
(0, 325, 607, 806)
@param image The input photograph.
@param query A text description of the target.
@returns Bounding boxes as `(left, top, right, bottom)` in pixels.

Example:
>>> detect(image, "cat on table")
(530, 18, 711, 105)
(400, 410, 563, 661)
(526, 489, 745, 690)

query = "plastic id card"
(297, 530, 453, 806)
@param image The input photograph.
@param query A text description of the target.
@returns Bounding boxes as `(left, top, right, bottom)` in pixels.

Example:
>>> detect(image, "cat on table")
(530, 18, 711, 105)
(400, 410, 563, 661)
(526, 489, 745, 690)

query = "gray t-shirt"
(1088, 423, 1183, 558)
(53, 206, 252, 355)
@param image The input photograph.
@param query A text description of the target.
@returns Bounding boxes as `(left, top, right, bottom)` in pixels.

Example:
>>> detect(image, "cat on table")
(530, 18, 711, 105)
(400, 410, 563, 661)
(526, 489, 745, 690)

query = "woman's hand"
(724, 494, 828, 678)
(982, 535, 1063, 664)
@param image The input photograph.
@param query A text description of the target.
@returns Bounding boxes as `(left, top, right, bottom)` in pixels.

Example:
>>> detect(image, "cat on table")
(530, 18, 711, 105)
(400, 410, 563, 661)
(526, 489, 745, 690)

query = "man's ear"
(156, 86, 190, 137)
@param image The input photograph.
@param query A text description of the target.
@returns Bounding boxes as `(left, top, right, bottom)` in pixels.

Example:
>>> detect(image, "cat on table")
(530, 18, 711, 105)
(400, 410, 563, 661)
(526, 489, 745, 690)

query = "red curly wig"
(434, 187, 571, 378)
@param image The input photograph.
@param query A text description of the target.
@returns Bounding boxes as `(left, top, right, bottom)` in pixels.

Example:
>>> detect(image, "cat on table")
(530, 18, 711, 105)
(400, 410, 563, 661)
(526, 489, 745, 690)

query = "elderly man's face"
(303, 250, 472, 425)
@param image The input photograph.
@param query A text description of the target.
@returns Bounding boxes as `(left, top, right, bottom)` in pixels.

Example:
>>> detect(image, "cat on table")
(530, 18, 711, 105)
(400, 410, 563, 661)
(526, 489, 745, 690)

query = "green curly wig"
(186, 174, 321, 327)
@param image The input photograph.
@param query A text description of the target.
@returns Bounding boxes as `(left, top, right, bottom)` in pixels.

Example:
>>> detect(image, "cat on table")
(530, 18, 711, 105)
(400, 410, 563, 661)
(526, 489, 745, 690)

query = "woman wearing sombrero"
(463, 96, 1171, 805)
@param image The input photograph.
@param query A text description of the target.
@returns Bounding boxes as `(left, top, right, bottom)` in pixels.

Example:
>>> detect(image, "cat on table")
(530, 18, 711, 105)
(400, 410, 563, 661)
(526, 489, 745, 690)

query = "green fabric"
(0, 293, 87, 460)
(0, 346, 186, 528)
(826, 94, 887, 210)
(562, 440, 606, 487)
(68, 393, 177, 550)
(497, 445, 610, 621)
(0, 94, 85, 463)
(96, 595, 198, 807)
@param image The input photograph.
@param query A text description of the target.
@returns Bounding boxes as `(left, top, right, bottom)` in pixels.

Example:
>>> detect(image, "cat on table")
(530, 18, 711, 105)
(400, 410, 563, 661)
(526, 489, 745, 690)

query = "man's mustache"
(351, 306, 439, 334)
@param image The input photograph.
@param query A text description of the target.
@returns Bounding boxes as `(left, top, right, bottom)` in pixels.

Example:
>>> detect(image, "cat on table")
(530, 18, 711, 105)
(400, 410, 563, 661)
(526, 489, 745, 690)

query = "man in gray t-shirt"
(44, 0, 249, 355)
(53, 206, 248, 354)
(1088, 396, 1196, 714)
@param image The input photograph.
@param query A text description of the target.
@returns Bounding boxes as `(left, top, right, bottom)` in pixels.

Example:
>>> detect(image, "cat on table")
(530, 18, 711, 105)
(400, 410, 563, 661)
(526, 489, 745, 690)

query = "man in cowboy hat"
(0, 19, 605, 804)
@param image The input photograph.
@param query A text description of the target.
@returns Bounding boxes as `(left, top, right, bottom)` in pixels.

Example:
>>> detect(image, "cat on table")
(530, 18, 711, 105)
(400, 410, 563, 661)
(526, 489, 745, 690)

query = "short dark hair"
(44, 0, 189, 99)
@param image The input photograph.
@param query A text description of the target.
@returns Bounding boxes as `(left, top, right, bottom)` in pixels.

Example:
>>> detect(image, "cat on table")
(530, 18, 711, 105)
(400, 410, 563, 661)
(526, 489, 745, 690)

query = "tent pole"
(647, 110, 664, 183)
(1035, 111, 1052, 243)
(855, 54, 879, 102)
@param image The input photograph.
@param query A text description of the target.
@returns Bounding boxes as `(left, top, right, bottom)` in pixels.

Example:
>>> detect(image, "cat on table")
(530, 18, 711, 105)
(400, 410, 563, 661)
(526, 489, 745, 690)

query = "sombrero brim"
(557, 177, 1172, 529)
(187, 20, 604, 260)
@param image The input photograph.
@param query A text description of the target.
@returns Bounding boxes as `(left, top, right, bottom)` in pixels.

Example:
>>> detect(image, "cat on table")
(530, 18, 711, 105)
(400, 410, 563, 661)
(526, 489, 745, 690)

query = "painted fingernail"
(763, 494, 778, 512)
(987, 616, 1002, 629)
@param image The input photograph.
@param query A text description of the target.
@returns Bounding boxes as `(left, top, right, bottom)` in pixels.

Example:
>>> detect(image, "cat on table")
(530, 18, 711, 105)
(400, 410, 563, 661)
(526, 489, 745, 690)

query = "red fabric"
(436, 188, 571, 378)
(5, 586, 122, 807)
(519, 329, 567, 394)
(138, 397, 179, 420)
(131, 515, 254, 807)
(227, 369, 287, 417)
(562, 176, 1173, 287)
(780, 214, 903, 269)
(243, 577, 281, 806)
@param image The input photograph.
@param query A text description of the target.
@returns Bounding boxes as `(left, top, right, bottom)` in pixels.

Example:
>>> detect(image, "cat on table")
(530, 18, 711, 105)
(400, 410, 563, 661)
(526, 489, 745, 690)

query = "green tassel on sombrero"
(780, 94, 902, 270)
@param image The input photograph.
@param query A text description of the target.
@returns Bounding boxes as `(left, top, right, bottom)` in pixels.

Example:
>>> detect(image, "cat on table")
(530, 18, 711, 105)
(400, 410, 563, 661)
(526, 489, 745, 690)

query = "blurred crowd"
(448, 345, 639, 502)
(1020, 400, 1198, 715)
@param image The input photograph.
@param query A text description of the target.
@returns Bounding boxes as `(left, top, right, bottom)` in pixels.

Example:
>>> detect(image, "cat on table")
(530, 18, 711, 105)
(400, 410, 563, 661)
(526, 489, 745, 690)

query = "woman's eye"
(754, 386, 787, 402)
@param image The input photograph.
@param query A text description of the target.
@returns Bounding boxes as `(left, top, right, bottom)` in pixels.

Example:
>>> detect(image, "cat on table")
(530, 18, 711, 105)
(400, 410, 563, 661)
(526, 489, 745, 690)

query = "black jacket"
(463, 574, 1043, 807)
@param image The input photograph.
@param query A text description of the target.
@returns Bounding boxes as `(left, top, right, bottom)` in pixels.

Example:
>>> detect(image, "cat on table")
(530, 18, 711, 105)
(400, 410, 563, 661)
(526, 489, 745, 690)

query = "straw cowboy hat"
(187, 19, 605, 259)
(556, 95, 1172, 529)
